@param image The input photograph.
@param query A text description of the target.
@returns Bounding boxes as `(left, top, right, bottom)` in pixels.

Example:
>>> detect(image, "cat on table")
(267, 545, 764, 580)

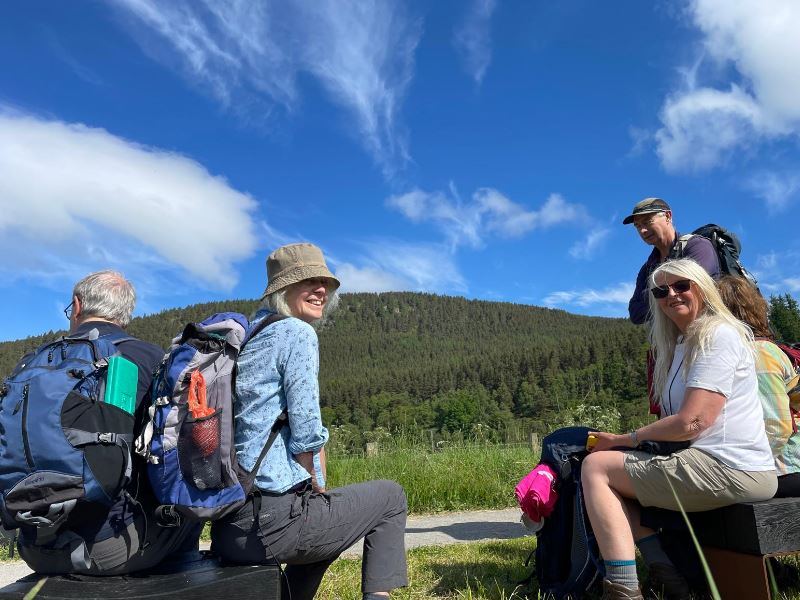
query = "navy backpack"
(0, 329, 136, 544)
(531, 426, 602, 599)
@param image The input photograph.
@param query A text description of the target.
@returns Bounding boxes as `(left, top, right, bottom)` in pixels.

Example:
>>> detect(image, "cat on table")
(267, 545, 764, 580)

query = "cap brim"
(622, 208, 665, 225)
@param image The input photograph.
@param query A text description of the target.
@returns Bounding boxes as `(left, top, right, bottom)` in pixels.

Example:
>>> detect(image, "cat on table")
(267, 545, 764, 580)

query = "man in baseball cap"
(625, 198, 719, 324)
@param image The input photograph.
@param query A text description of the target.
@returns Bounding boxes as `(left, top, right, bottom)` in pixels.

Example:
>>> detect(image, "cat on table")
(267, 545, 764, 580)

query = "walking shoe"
(647, 562, 691, 600)
(601, 578, 645, 600)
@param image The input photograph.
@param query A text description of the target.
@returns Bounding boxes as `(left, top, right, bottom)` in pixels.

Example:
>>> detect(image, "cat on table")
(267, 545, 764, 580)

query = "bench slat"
(0, 560, 281, 600)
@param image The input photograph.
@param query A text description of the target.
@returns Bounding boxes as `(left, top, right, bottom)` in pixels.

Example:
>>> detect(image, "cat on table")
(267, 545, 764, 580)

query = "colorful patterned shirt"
(755, 340, 800, 475)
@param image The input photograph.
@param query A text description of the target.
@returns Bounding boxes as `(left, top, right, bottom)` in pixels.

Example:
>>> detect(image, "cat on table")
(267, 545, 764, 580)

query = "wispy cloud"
(543, 282, 634, 309)
(0, 109, 260, 291)
(653, 0, 800, 173)
(569, 227, 611, 260)
(387, 187, 590, 250)
(108, 0, 421, 176)
(334, 241, 467, 294)
(453, 0, 498, 85)
(745, 171, 800, 214)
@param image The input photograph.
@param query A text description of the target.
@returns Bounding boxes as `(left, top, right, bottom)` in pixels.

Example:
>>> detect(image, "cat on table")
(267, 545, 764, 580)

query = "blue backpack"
(531, 426, 602, 599)
(0, 329, 136, 544)
(136, 312, 287, 525)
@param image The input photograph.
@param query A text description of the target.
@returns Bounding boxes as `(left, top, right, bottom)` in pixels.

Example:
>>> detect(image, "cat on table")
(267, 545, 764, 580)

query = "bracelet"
(629, 430, 639, 447)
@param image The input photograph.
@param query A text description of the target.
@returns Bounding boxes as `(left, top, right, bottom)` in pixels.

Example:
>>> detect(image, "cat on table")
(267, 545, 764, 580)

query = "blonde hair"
(648, 258, 753, 406)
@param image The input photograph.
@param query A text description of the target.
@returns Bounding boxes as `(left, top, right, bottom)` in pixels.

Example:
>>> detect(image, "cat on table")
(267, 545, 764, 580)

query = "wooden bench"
(0, 553, 281, 599)
(689, 498, 800, 600)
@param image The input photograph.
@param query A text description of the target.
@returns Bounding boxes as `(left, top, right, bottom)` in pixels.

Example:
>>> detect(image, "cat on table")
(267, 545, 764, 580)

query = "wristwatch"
(629, 430, 639, 447)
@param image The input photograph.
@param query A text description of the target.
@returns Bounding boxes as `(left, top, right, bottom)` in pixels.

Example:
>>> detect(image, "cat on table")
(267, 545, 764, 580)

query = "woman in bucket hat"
(211, 243, 408, 600)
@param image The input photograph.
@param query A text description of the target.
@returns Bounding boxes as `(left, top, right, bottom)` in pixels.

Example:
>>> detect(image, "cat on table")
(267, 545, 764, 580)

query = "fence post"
(529, 432, 539, 454)
(365, 442, 378, 458)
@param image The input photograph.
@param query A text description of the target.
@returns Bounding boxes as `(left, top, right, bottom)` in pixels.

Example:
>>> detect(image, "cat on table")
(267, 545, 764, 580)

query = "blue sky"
(2, 0, 800, 341)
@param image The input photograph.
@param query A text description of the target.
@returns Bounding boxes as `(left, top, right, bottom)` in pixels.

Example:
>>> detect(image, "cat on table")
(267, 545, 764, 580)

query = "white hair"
(257, 284, 339, 321)
(73, 270, 136, 327)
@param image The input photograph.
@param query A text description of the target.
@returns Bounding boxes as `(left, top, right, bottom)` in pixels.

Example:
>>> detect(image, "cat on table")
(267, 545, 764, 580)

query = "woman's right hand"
(588, 431, 634, 452)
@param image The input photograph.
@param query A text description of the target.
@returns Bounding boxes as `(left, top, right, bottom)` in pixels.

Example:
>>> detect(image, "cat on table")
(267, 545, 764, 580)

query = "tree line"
(2, 291, 800, 445)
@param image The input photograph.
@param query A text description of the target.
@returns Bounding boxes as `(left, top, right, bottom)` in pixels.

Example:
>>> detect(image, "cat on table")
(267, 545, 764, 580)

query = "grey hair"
(257, 285, 340, 322)
(73, 270, 136, 328)
(647, 258, 753, 407)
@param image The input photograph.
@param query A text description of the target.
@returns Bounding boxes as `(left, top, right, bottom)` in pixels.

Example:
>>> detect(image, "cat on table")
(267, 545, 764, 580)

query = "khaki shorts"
(623, 447, 777, 512)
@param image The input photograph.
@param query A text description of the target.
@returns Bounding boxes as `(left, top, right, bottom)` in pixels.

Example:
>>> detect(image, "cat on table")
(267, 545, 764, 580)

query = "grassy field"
(327, 443, 535, 514)
(314, 537, 800, 599)
(316, 537, 533, 599)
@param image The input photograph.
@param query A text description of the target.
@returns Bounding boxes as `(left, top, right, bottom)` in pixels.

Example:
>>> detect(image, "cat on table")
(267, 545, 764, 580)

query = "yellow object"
(586, 434, 598, 450)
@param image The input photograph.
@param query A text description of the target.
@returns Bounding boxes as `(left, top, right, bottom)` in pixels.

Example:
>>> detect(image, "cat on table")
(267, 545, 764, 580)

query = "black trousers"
(211, 479, 408, 600)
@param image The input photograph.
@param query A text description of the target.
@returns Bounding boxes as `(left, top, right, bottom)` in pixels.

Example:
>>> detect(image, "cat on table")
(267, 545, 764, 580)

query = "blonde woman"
(582, 259, 776, 600)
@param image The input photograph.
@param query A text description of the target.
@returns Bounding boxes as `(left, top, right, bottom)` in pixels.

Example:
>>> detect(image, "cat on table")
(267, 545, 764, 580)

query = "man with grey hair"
(624, 198, 720, 325)
(17, 270, 200, 575)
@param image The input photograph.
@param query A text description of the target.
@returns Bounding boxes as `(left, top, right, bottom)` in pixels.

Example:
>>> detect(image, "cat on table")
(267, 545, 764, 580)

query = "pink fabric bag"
(515, 462, 559, 523)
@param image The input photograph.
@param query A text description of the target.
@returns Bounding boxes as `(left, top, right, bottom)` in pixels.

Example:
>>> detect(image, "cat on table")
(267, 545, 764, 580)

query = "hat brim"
(262, 265, 341, 298)
(622, 208, 668, 225)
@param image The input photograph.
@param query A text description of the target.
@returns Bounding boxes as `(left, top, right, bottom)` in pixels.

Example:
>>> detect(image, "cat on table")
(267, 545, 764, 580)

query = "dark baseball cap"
(622, 197, 671, 225)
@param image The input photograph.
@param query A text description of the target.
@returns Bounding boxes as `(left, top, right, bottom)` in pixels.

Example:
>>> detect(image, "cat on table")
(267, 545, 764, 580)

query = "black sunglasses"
(651, 279, 692, 299)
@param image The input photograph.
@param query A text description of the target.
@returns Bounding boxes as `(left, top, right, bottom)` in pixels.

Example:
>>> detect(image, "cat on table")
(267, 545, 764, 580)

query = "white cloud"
(0, 110, 259, 290)
(654, 0, 800, 172)
(569, 227, 611, 260)
(453, 0, 498, 85)
(334, 263, 409, 293)
(745, 171, 800, 214)
(108, 0, 421, 176)
(387, 188, 589, 249)
(336, 241, 467, 294)
(543, 282, 635, 309)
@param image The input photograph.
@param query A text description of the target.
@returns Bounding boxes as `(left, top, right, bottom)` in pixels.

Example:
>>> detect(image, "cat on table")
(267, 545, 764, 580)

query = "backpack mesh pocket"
(178, 410, 223, 490)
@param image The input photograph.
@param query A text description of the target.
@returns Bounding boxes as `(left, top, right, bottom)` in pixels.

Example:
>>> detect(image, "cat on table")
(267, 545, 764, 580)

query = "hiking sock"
(604, 559, 639, 589)
(636, 533, 674, 567)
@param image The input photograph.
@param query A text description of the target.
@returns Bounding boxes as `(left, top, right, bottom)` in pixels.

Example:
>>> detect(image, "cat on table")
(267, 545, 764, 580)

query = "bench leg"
(702, 547, 770, 600)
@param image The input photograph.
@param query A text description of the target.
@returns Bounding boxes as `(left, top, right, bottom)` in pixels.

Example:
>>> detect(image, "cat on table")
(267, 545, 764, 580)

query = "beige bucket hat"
(262, 243, 340, 298)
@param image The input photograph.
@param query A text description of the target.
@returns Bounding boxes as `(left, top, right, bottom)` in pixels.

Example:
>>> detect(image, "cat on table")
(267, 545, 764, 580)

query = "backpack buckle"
(157, 505, 182, 528)
(97, 433, 116, 444)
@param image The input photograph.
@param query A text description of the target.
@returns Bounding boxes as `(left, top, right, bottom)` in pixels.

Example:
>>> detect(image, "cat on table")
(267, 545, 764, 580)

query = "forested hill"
(0, 293, 650, 436)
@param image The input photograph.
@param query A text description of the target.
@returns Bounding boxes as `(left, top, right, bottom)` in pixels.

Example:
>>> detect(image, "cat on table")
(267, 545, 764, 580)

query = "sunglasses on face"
(651, 279, 692, 299)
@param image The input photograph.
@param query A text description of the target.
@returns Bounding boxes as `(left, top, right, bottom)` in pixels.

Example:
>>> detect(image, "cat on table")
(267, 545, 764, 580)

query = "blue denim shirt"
(234, 309, 329, 493)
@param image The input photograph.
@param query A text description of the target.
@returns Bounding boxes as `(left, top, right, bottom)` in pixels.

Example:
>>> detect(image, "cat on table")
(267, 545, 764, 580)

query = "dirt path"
(0, 508, 528, 588)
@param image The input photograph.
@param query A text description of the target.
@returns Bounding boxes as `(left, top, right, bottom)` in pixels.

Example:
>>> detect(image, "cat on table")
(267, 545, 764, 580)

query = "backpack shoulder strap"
(242, 314, 288, 348)
(242, 410, 289, 494)
(673, 234, 694, 259)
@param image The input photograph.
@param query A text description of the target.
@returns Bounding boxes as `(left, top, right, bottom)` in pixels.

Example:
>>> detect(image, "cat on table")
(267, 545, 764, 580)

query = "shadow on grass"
(424, 540, 536, 599)
(405, 521, 526, 543)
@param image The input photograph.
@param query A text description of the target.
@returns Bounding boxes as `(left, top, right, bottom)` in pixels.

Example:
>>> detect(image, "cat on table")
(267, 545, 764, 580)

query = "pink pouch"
(515, 462, 559, 522)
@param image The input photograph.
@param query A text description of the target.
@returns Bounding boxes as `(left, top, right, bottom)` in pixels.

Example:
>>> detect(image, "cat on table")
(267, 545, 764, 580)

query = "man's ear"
(664, 210, 673, 223)
(72, 296, 81, 320)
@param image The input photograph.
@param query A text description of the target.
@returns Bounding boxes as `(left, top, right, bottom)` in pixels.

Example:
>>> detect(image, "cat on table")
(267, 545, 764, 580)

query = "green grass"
(316, 537, 533, 600)
(315, 538, 800, 599)
(327, 444, 534, 514)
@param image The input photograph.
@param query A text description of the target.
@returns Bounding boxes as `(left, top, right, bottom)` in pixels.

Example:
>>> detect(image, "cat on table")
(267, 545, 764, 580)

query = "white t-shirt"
(661, 324, 774, 471)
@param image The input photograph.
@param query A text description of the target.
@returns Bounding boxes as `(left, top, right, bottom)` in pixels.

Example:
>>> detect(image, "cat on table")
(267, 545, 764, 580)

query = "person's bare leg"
(582, 451, 654, 560)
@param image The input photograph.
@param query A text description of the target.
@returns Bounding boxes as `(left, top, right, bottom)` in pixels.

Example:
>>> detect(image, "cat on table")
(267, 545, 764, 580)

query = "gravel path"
(0, 508, 527, 588)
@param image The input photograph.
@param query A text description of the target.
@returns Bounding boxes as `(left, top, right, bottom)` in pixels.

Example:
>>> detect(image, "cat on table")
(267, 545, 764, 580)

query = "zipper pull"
(61, 344, 67, 360)
(12, 385, 29, 415)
